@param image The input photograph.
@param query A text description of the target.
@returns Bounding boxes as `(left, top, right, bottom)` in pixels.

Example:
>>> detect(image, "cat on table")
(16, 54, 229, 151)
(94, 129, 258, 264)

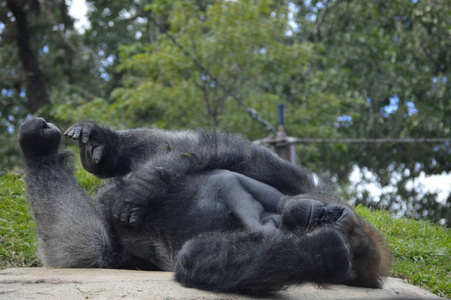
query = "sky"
(66, 0, 451, 206)
(67, 0, 90, 33)
(349, 166, 450, 205)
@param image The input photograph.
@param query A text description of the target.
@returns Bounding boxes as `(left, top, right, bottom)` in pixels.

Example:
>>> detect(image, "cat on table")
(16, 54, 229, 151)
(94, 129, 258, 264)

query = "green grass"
(0, 172, 38, 267)
(356, 206, 451, 298)
(0, 171, 449, 297)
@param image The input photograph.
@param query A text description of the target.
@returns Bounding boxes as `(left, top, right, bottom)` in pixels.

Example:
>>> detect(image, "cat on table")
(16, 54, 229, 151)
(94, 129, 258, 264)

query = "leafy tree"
(112, 0, 354, 138)
(0, 0, 151, 170)
(293, 0, 451, 224)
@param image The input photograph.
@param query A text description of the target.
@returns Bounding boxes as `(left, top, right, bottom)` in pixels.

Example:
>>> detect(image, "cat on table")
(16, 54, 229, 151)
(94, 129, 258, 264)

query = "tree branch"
(39, 0, 77, 53)
(316, 0, 339, 42)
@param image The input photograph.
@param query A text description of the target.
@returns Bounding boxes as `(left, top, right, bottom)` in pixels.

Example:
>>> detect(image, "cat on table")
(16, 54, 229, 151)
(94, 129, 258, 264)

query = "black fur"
(19, 117, 391, 295)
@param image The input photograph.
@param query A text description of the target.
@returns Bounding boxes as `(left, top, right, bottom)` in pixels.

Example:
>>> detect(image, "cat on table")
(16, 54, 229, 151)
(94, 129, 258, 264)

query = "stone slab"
(0, 268, 441, 299)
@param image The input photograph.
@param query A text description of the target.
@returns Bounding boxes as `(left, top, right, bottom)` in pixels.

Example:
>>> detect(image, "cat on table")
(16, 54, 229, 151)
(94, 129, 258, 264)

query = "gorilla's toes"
(18, 117, 62, 159)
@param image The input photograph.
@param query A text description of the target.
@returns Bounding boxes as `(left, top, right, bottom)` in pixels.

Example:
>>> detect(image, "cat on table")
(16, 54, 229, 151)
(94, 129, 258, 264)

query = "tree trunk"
(7, 0, 49, 113)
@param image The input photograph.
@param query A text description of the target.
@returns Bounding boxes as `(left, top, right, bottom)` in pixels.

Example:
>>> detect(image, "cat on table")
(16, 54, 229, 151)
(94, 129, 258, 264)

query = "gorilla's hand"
(64, 120, 106, 174)
(19, 117, 61, 160)
(112, 188, 149, 228)
(112, 167, 176, 228)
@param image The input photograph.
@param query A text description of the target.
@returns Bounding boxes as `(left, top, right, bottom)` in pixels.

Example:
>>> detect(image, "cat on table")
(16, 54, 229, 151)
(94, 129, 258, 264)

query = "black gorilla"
(18, 117, 391, 295)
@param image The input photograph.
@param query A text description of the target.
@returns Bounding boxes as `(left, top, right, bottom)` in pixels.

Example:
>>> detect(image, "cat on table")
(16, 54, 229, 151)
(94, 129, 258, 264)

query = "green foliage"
(356, 206, 451, 297)
(113, 0, 352, 141)
(293, 0, 451, 222)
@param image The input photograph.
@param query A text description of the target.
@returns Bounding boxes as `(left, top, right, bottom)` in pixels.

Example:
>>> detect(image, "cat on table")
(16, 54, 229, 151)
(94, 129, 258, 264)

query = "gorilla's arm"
(65, 120, 313, 194)
(175, 228, 355, 294)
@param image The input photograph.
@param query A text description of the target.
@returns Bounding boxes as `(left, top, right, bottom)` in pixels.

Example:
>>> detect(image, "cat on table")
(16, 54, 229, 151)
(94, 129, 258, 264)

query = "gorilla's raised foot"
(18, 117, 62, 160)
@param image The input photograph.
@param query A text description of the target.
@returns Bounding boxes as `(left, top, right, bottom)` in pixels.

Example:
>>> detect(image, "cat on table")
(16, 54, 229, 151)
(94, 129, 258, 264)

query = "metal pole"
(274, 104, 296, 164)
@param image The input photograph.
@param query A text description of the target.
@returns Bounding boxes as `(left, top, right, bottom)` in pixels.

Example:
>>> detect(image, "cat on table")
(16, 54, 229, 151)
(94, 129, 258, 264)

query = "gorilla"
(18, 117, 391, 295)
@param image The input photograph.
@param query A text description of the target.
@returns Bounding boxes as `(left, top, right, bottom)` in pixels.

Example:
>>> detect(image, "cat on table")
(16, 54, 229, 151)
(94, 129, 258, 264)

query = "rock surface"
(0, 268, 440, 299)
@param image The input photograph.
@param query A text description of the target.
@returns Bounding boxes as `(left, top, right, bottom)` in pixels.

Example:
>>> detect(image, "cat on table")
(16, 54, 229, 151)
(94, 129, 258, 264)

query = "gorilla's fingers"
(92, 146, 104, 164)
(72, 127, 82, 140)
(112, 192, 145, 227)
(64, 127, 75, 138)
(80, 127, 91, 144)
(64, 126, 84, 140)
(64, 123, 94, 142)
(119, 203, 132, 225)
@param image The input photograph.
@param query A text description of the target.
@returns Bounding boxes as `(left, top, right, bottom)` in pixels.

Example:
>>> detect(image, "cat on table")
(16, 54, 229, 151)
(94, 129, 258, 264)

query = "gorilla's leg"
(19, 118, 118, 268)
(199, 170, 284, 234)
(174, 228, 354, 295)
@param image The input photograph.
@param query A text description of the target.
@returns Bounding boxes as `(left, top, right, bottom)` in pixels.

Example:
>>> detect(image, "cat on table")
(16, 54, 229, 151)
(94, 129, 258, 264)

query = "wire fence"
(269, 137, 451, 144)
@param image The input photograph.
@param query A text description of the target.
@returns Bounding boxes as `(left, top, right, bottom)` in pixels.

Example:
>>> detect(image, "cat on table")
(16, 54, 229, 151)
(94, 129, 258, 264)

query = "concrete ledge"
(0, 268, 440, 299)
